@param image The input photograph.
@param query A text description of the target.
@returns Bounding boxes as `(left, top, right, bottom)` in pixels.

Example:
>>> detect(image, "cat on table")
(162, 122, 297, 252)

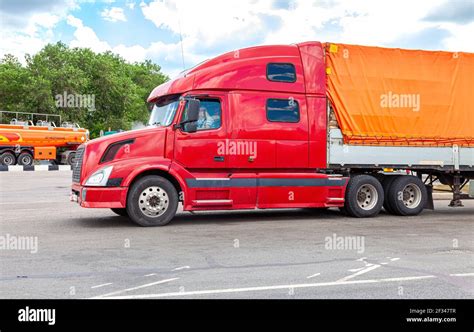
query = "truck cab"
(71, 42, 349, 226)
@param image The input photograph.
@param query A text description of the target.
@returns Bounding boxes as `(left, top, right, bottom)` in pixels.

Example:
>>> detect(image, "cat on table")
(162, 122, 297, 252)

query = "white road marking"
(348, 267, 365, 272)
(172, 266, 190, 271)
(449, 272, 474, 277)
(91, 283, 112, 289)
(100, 275, 443, 299)
(144, 273, 157, 277)
(356, 257, 367, 261)
(306, 273, 321, 279)
(390, 258, 400, 262)
(337, 264, 381, 282)
(90, 277, 179, 299)
(381, 262, 388, 265)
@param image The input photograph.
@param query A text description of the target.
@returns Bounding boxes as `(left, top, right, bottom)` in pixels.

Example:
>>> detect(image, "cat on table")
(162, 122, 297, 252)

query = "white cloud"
(101, 7, 127, 22)
(126, 1, 136, 10)
(67, 15, 110, 52)
(0, 0, 77, 62)
(439, 22, 474, 52)
(1, 0, 473, 76)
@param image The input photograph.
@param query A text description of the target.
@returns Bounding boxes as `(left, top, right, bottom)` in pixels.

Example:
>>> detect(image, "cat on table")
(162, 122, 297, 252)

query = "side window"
(182, 99, 222, 131)
(266, 63, 296, 83)
(266, 98, 300, 123)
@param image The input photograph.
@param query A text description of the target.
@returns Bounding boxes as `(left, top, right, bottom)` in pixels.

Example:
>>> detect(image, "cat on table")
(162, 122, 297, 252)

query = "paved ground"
(0, 172, 473, 299)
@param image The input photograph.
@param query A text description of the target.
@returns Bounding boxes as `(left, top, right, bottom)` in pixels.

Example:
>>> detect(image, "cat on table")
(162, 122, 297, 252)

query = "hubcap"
(3, 155, 14, 165)
(22, 155, 32, 165)
(138, 186, 169, 217)
(402, 184, 422, 208)
(356, 184, 378, 210)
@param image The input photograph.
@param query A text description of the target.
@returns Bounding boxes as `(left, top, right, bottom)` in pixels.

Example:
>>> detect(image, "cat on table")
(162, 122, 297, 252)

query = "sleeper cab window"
(266, 63, 296, 83)
(182, 99, 222, 131)
(266, 98, 300, 123)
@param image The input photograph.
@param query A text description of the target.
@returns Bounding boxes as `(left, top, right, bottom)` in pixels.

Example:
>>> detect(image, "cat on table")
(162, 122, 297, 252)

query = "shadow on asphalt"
(70, 208, 345, 228)
(69, 204, 473, 229)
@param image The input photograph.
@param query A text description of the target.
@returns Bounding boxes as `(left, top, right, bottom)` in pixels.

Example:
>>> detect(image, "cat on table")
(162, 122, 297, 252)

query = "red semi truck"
(71, 42, 474, 226)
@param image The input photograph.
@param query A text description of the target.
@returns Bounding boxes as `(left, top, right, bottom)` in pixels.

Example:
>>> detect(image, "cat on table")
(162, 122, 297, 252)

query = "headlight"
(84, 166, 113, 186)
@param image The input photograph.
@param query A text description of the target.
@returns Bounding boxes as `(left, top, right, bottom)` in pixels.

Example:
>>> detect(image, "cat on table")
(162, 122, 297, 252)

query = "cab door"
(174, 94, 228, 169)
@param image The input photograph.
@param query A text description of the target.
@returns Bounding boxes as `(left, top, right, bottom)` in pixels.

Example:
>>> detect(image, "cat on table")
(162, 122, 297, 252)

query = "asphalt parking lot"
(0, 171, 473, 299)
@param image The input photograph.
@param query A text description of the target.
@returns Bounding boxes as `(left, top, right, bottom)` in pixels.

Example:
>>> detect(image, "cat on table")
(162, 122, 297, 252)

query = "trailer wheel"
(387, 176, 427, 216)
(111, 208, 128, 217)
(17, 152, 33, 166)
(0, 152, 16, 166)
(126, 175, 178, 227)
(344, 175, 384, 218)
(381, 176, 398, 214)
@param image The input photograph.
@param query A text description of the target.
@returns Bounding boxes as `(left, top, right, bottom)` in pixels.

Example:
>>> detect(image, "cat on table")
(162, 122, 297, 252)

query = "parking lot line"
(97, 275, 442, 299)
(91, 283, 113, 289)
(337, 264, 381, 282)
(97, 274, 474, 299)
(91, 277, 179, 299)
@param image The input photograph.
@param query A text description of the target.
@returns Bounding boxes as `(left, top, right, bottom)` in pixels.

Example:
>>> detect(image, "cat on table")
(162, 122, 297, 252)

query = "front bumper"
(71, 183, 127, 208)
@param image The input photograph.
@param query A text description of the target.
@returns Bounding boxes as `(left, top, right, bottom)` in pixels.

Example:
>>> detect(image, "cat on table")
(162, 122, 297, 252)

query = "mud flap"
(424, 185, 434, 210)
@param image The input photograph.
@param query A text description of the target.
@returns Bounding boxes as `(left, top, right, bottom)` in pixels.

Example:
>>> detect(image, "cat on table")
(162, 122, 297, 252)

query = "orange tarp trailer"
(325, 43, 474, 147)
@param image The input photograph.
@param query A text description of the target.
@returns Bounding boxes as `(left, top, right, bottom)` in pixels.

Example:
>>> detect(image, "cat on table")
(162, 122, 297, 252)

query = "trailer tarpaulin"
(325, 43, 474, 146)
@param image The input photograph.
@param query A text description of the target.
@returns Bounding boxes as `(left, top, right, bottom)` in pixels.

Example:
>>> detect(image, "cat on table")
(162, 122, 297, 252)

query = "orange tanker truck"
(0, 112, 89, 166)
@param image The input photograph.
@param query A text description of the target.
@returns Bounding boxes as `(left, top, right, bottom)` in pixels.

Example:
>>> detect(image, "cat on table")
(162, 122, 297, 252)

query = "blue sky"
(1, 0, 473, 77)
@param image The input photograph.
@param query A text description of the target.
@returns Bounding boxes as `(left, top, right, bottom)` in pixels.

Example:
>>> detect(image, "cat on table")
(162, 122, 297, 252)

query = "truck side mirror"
(186, 99, 200, 122)
(179, 99, 200, 133)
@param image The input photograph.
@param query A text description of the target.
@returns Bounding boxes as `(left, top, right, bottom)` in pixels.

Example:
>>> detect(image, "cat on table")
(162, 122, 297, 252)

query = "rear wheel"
(387, 176, 427, 216)
(17, 152, 33, 166)
(381, 175, 398, 214)
(126, 175, 178, 226)
(0, 152, 16, 166)
(111, 208, 128, 217)
(343, 175, 384, 218)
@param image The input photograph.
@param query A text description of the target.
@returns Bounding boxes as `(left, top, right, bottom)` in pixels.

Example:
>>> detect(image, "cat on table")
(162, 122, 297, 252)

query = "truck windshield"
(148, 96, 180, 127)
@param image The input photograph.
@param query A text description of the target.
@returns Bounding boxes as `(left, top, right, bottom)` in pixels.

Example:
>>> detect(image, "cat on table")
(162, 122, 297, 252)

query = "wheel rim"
(22, 155, 32, 165)
(138, 186, 170, 217)
(356, 184, 378, 210)
(402, 184, 422, 208)
(3, 155, 14, 165)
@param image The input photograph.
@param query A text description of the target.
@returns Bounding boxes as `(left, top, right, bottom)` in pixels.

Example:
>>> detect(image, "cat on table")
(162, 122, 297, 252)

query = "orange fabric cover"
(325, 43, 474, 146)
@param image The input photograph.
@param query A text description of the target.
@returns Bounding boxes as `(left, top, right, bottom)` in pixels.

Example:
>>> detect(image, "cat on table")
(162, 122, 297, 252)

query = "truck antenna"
(178, 16, 185, 70)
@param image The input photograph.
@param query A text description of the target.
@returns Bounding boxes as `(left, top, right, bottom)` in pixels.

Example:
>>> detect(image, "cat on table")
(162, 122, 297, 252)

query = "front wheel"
(126, 175, 178, 226)
(343, 175, 384, 218)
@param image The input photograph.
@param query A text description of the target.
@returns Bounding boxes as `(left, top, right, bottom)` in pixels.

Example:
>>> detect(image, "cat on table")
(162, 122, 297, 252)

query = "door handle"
(214, 156, 225, 162)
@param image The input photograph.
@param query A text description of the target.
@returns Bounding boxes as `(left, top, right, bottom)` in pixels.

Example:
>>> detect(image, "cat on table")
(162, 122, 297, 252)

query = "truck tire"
(111, 208, 128, 217)
(381, 175, 398, 214)
(66, 152, 76, 166)
(387, 176, 427, 216)
(126, 175, 178, 227)
(17, 152, 33, 166)
(0, 152, 16, 166)
(344, 175, 384, 218)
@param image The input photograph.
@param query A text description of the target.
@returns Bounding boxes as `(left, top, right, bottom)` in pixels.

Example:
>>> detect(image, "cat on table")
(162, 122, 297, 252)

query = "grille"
(72, 146, 85, 183)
